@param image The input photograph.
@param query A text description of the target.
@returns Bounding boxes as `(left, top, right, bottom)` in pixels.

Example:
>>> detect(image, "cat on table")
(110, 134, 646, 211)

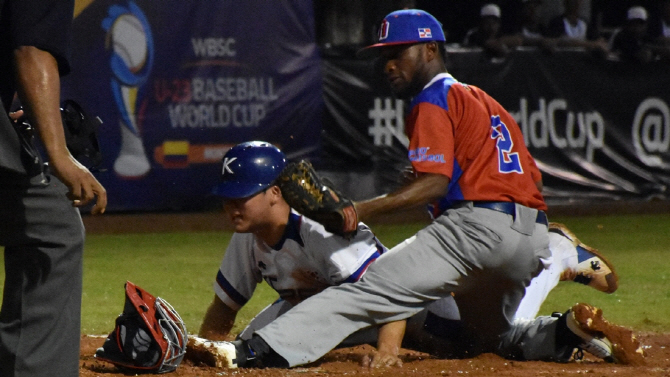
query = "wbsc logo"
(632, 98, 670, 169)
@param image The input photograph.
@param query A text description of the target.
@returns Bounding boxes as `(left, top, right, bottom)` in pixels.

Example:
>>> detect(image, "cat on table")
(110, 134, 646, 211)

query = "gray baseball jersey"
(214, 210, 386, 311)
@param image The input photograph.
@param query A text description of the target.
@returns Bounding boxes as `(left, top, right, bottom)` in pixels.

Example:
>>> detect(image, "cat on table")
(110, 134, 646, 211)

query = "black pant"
(0, 172, 85, 377)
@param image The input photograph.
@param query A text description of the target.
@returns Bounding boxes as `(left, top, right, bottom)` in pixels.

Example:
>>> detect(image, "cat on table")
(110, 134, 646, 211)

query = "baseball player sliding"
(190, 141, 623, 368)
(191, 141, 416, 366)
(196, 141, 391, 346)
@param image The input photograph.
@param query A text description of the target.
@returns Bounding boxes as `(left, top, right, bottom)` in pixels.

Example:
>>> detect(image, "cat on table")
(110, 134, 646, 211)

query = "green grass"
(535, 214, 670, 333)
(1, 213, 669, 335)
(79, 232, 277, 335)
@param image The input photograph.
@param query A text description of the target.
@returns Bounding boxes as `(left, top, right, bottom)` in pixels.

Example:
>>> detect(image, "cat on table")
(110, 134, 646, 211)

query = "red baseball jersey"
(405, 73, 547, 217)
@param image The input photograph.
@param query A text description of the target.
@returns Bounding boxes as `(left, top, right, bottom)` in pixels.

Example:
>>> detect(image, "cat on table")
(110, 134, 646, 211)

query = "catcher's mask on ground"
(212, 140, 286, 199)
(95, 281, 188, 374)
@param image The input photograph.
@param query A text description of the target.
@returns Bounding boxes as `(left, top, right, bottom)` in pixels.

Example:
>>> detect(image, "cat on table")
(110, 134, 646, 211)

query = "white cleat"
(550, 222, 619, 293)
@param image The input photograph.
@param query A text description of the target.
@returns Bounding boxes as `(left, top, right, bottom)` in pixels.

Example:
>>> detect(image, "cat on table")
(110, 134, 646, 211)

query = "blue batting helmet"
(212, 141, 287, 199)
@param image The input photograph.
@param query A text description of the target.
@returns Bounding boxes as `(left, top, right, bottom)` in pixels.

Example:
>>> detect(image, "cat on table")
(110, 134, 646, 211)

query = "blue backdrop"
(62, 0, 322, 211)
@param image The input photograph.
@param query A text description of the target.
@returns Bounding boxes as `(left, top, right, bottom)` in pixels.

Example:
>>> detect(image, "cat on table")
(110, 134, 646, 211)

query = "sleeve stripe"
(342, 249, 381, 284)
(216, 270, 248, 307)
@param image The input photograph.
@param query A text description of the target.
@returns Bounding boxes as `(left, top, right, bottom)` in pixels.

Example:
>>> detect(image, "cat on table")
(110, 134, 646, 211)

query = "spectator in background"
(462, 3, 523, 58)
(509, 0, 557, 52)
(547, 0, 589, 41)
(648, 0, 670, 47)
(546, 0, 609, 56)
(518, 0, 548, 40)
(609, 6, 670, 63)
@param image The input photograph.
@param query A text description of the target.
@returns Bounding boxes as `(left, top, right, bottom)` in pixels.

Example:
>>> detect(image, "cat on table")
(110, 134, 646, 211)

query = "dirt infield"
(80, 333, 670, 376)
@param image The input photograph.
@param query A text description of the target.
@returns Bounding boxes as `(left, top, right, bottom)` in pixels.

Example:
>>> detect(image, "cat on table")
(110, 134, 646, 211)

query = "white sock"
(548, 232, 579, 272)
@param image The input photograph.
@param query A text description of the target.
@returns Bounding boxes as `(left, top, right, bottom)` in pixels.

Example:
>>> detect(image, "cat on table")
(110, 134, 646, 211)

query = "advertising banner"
(321, 48, 670, 204)
(63, 1, 322, 211)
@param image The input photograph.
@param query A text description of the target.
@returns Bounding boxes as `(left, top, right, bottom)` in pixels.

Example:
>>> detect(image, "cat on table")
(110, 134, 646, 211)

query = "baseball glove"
(277, 160, 358, 239)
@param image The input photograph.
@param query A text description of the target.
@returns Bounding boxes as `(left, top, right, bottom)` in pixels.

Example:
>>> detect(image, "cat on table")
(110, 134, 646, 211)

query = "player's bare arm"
(199, 295, 237, 341)
(13, 45, 107, 214)
(355, 173, 450, 221)
(363, 320, 407, 368)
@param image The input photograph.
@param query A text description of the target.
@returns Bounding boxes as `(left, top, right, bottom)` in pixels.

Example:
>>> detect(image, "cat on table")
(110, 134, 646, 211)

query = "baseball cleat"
(550, 222, 619, 293)
(563, 304, 614, 361)
(566, 303, 645, 365)
(186, 335, 239, 368)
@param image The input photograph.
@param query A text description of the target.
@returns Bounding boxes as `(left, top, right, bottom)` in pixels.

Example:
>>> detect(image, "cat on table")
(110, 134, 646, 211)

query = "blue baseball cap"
(357, 9, 446, 58)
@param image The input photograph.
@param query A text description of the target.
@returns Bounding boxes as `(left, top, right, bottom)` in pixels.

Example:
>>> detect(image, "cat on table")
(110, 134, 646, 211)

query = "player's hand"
(361, 350, 403, 368)
(49, 153, 107, 214)
(9, 109, 24, 121)
(10, 109, 107, 214)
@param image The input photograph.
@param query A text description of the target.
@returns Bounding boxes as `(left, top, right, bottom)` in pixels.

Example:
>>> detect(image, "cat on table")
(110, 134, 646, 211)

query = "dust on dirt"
(80, 333, 670, 377)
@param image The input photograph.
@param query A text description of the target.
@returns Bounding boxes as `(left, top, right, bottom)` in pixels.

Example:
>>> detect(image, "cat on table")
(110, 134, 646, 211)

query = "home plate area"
(79, 333, 670, 377)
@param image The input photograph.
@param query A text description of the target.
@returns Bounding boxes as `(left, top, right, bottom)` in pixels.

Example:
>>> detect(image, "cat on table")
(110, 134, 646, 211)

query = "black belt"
(472, 201, 548, 226)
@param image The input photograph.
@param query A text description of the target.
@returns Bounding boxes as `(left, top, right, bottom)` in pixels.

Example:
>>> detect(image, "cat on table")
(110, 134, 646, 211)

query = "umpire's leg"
(0, 176, 85, 377)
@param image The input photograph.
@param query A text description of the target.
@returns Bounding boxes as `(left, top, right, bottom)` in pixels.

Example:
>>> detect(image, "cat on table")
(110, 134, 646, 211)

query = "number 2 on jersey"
(490, 116, 523, 174)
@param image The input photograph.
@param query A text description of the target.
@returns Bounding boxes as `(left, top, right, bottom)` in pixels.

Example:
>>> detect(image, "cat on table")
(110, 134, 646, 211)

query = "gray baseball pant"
(256, 202, 560, 366)
(239, 294, 460, 349)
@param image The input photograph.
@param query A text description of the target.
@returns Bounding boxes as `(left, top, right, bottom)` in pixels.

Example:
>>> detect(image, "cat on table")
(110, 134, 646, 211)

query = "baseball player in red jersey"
(196, 9, 643, 369)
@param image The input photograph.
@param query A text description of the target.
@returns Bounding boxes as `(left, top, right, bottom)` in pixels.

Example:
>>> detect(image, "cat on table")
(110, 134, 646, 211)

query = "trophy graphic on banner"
(102, 1, 154, 179)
